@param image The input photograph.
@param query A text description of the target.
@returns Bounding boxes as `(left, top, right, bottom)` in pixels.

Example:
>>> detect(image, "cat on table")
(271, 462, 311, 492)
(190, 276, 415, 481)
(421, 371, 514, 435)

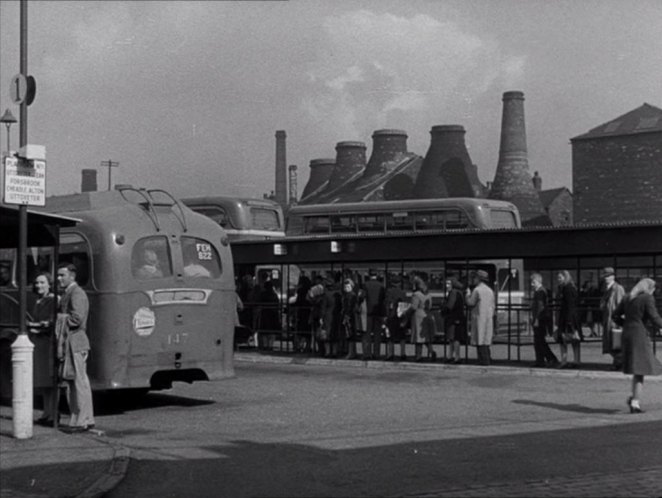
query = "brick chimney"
(489, 91, 546, 222)
(81, 169, 97, 192)
(413, 125, 481, 198)
(364, 129, 408, 177)
(325, 141, 366, 193)
(275, 130, 287, 207)
(301, 158, 335, 201)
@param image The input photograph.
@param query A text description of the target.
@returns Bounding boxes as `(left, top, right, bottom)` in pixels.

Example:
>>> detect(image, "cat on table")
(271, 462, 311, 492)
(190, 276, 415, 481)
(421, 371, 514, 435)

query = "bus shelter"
(0, 204, 79, 401)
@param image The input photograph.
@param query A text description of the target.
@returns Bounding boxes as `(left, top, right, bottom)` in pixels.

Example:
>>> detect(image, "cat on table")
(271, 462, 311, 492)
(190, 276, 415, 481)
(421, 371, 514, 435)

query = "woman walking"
(612, 278, 662, 413)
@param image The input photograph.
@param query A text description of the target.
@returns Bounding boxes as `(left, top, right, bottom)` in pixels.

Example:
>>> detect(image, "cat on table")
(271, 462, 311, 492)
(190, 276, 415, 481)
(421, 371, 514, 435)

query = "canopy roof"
(0, 204, 80, 248)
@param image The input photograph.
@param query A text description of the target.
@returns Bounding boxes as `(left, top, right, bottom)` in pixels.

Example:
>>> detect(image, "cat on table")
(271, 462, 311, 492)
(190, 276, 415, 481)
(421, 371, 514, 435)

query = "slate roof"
(571, 103, 662, 141)
(538, 187, 570, 209)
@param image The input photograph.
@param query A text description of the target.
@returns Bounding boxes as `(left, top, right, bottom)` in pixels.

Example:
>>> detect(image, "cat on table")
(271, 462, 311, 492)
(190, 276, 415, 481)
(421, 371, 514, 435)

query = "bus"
(181, 195, 285, 241)
(286, 198, 521, 236)
(0, 186, 236, 394)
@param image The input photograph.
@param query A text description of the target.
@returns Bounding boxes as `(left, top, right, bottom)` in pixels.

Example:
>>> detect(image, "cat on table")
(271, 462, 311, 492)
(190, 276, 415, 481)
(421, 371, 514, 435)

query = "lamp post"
(0, 108, 17, 156)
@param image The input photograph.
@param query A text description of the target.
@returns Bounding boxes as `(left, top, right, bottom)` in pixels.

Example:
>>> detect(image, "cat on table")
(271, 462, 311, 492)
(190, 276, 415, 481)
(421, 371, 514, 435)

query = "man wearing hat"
(600, 267, 625, 370)
(466, 269, 495, 365)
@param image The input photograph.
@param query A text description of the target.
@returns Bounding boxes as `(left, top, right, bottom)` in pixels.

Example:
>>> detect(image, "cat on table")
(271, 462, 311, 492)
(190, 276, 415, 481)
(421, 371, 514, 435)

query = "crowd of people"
(235, 265, 662, 412)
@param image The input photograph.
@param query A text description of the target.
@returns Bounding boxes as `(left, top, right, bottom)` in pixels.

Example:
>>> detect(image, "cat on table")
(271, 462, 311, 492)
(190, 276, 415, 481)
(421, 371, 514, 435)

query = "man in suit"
(362, 269, 386, 360)
(57, 263, 95, 433)
(530, 273, 559, 367)
(600, 267, 625, 371)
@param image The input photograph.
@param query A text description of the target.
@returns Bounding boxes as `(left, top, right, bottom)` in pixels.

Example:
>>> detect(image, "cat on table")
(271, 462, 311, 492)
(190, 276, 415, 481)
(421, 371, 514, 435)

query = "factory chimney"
(288, 164, 298, 205)
(489, 91, 546, 222)
(414, 125, 481, 198)
(301, 158, 335, 202)
(275, 130, 287, 207)
(324, 141, 367, 194)
(364, 129, 408, 177)
(81, 169, 97, 192)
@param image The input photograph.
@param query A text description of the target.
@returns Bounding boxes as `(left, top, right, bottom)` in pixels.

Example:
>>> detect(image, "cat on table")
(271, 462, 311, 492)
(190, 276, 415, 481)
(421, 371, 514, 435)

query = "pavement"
(1, 350, 660, 498)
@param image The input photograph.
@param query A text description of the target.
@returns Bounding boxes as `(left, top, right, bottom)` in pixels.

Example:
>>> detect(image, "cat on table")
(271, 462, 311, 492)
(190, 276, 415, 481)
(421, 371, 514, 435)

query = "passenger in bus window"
(56, 263, 95, 433)
(384, 274, 407, 361)
(28, 273, 60, 426)
(529, 273, 559, 368)
(611, 277, 662, 414)
(466, 270, 495, 366)
(555, 270, 582, 369)
(442, 277, 467, 364)
(183, 244, 211, 278)
(0, 261, 11, 286)
(135, 249, 163, 280)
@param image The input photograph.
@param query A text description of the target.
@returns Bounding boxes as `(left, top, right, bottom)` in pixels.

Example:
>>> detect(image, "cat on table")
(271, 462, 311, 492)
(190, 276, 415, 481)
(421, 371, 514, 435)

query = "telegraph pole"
(100, 159, 119, 190)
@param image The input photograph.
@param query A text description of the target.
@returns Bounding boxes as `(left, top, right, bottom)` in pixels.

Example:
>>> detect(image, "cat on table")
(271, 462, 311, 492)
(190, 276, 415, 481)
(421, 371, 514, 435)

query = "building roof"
(538, 187, 570, 209)
(571, 103, 662, 141)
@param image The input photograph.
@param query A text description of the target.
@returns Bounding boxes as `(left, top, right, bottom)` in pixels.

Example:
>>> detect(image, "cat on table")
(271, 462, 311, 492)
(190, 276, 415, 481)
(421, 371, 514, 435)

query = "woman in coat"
(555, 270, 582, 368)
(408, 277, 436, 362)
(612, 277, 662, 413)
(28, 273, 59, 426)
(442, 277, 466, 364)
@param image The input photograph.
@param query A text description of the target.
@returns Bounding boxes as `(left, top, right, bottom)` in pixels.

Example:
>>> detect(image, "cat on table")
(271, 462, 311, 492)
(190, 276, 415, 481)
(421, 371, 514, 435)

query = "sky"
(1, 0, 661, 199)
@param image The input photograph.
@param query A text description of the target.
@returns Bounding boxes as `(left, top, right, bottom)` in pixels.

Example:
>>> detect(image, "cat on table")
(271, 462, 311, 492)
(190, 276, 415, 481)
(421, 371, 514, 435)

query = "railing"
(235, 300, 659, 368)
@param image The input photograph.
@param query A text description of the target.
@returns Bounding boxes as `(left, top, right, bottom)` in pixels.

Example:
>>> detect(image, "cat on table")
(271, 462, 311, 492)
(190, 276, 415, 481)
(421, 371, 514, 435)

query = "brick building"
(571, 103, 662, 224)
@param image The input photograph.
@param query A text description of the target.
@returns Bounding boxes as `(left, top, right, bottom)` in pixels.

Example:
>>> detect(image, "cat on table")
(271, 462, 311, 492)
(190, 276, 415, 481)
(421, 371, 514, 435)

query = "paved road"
(92, 361, 662, 497)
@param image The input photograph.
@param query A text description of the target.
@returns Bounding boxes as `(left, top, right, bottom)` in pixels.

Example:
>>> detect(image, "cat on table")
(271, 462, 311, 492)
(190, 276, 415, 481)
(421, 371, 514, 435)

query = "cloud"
(303, 9, 526, 141)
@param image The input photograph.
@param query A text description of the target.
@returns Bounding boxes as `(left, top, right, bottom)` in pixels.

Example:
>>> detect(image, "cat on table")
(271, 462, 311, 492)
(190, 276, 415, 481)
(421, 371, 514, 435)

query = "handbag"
(611, 327, 623, 351)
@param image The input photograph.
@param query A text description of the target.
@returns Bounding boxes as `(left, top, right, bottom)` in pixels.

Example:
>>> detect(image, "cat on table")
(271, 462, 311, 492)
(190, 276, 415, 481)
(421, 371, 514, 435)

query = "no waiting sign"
(3, 156, 46, 206)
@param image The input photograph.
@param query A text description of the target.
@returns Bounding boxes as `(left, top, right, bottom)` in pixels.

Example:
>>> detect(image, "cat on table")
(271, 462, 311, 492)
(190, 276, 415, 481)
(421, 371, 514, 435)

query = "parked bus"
(286, 198, 521, 236)
(182, 195, 285, 241)
(0, 186, 236, 394)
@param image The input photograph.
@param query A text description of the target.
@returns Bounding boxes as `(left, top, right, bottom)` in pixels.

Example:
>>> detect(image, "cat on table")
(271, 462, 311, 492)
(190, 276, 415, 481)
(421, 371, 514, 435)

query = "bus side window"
(132, 236, 172, 280)
(194, 206, 229, 229)
(59, 233, 92, 286)
(181, 237, 222, 278)
(444, 209, 470, 229)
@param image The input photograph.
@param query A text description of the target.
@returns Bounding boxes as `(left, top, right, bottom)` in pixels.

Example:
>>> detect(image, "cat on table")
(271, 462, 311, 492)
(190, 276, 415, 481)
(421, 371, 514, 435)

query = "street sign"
(3, 155, 46, 206)
(9, 74, 36, 105)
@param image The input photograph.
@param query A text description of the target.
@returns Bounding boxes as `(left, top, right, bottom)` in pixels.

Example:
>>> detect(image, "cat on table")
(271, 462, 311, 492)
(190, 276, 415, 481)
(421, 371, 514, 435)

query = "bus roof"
(181, 195, 281, 210)
(288, 198, 518, 215)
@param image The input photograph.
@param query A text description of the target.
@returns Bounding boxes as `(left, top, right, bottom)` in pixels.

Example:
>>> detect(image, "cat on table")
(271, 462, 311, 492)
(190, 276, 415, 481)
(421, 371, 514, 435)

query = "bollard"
(11, 334, 34, 439)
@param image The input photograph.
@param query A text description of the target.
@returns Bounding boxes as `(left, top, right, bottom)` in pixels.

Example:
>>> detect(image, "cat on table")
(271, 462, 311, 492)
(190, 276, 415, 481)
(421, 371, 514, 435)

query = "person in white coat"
(466, 270, 495, 365)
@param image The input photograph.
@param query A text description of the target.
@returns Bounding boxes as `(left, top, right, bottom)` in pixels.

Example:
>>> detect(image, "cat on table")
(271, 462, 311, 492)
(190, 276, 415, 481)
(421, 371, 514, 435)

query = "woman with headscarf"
(612, 277, 662, 413)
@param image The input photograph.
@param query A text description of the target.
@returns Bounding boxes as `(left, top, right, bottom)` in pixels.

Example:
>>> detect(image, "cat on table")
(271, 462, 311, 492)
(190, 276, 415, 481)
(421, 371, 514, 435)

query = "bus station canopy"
(0, 204, 80, 248)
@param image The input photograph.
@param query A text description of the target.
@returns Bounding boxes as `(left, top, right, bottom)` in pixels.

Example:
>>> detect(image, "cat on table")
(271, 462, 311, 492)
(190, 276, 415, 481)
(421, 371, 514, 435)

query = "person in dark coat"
(293, 274, 312, 352)
(340, 278, 360, 359)
(28, 273, 59, 426)
(320, 277, 342, 358)
(529, 273, 558, 367)
(555, 270, 582, 368)
(362, 269, 386, 360)
(258, 280, 280, 350)
(442, 276, 466, 364)
(384, 274, 407, 361)
(612, 277, 662, 414)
